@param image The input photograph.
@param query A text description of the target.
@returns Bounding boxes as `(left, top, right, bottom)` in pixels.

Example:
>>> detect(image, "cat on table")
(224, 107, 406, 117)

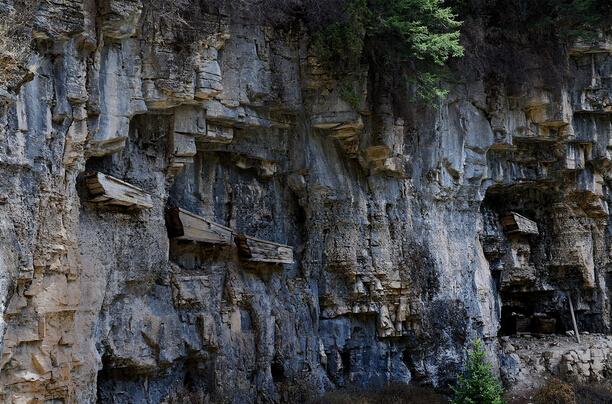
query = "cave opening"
(480, 185, 605, 336)
(271, 359, 286, 383)
(340, 348, 351, 376)
(498, 291, 568, 336)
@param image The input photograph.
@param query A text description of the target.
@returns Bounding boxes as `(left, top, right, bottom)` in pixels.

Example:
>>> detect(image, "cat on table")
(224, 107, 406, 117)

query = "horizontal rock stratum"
(0, 1, 610, 403)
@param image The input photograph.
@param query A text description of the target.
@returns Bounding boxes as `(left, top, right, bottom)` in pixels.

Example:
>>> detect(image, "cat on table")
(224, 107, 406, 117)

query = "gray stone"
(0, 2, 611, 403)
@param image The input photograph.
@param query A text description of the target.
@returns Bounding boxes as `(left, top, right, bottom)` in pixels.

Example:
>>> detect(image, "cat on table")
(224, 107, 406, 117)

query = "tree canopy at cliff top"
(312, 0, 464, 102)
(311, 0, 612, 103)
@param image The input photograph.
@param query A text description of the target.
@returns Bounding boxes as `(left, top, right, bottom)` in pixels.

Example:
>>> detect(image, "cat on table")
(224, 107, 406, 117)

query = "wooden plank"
(568, 292, 581, 344)
(165, 207, 232, 245)
(85, 172, 153, 209)
(501, 212, 538, 235)
(234, 233, 293, 264)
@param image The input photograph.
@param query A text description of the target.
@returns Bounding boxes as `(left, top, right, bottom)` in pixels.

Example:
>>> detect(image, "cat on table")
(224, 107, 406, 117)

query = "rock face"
(500, 334, 612, 394)
(0, 1, 610, 403)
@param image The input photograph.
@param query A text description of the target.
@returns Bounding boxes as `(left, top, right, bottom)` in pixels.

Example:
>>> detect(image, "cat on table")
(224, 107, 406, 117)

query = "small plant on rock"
(451, 339, 504, 404)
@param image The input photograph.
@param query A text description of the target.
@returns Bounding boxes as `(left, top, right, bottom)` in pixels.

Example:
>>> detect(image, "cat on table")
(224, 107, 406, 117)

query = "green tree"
(311, 0, 368, 77)
(546, 0, 612, 39)
(451, 339, 505, 404)
(311, 0, 463, 104)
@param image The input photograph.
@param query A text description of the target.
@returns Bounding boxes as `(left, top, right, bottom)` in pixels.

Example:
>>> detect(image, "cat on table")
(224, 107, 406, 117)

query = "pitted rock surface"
(0, 1, 610, 403)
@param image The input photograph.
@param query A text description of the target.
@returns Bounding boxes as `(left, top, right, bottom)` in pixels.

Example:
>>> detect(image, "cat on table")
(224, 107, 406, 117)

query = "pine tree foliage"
(311, 0, 463, 104)
(451, 339, 505, 404)
(541, 0, 612, 39)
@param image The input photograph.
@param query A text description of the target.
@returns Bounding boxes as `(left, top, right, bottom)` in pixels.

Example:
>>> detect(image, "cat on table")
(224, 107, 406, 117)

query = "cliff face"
(0, 1, 610, 402)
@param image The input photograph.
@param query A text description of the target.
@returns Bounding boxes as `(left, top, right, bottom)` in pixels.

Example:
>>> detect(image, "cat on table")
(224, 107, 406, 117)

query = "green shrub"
(451, 339, 504, 404)
(449, 0, 611, 41)
(311, 0, 463, 104)
(543, 0, 612, 40)
(311, 0, 368, 78)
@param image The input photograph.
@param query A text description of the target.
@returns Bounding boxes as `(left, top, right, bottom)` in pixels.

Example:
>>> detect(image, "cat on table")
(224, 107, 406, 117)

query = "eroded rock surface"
(500, 334, 612, 394)
(0, 1, 610, 403)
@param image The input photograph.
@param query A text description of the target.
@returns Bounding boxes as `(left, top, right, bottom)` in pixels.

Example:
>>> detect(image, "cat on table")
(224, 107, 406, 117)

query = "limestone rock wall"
(500, 334, 612, 394)
(0, 1, 610, 403)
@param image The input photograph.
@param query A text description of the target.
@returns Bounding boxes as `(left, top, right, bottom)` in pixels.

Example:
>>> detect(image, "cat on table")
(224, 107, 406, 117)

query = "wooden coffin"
(85, 172, 153, 209)
(535, 317, 557, 334)
(165, 207, 232, 245)
(234, 234, 294, 264)
(513, 316, 531, 334)
(501, 212, 538, 235)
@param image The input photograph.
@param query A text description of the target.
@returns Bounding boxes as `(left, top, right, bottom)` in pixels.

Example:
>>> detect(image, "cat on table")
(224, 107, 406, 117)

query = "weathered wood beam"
(165, 207, 233, 245)
(85, 172, 153, 209)
(567, 292, 581, 344)
(234, 233, 294, 264)
(501, 212, 538, 235)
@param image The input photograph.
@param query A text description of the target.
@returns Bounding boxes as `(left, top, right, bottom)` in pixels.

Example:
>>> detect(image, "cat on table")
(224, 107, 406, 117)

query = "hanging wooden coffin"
(85, 172, 153, 209)
(234, 233, 294, 264)
(501, 212, 538, 235)
(165, 207, 233, 245)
